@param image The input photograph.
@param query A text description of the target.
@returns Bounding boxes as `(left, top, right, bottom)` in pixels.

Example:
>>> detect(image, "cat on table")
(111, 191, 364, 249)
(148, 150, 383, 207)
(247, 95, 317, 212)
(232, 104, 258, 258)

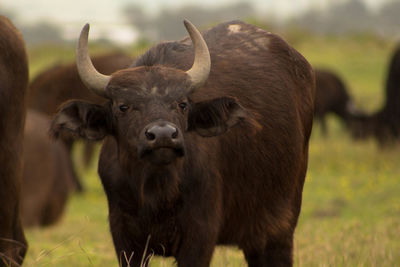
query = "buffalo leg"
(82, 141, 96, 168)
(117, 247, 151, 267)
(263, 237, 293, 267)
(243, 235, 293, 267)
(63, 138, 84, 192)
(320, 117, 328, 136)
(113, 237, 152, 267)
(176, 219, 218, 267)
(109, 214, 152, 267)
(176, 237, 216, 267)
(243, 250, 265, 267)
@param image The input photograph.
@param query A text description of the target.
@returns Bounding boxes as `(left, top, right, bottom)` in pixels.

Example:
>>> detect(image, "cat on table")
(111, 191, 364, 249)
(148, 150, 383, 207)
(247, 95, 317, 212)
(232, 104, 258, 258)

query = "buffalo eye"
(119, 104, 129, 112)
(178, 102, 187, 111)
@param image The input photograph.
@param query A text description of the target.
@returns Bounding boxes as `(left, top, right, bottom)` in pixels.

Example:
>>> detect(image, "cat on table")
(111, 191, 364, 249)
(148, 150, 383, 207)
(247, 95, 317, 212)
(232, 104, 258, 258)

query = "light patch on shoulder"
(256, 28, 270, 34)
(254, 36, 270, 48)
(228, 24, 241, 34)
(138, 84, 148, 92)
(150, 86, 158, 94)
(242, 36, 271, 52)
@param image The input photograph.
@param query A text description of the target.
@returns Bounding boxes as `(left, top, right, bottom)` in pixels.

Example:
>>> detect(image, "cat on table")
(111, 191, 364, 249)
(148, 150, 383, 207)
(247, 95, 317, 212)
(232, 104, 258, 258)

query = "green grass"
(22, 35, 400, 266)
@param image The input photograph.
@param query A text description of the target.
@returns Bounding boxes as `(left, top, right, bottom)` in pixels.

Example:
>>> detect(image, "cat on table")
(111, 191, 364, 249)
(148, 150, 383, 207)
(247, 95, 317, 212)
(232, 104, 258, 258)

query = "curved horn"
(76, 24, 110, 98)
(183, 20, 211, 92)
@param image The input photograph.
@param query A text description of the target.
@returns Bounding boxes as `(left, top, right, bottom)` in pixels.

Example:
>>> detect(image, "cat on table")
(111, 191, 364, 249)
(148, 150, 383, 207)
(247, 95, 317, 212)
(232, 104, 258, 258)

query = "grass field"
(21, 32, 400, 266)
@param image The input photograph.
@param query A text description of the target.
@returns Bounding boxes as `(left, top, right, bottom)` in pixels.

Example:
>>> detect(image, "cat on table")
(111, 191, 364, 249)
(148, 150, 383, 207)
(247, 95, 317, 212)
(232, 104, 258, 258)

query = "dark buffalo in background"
(28, 52, 132, 191)
(314, 68, 363, 135)
(351, 45, 400, 145)
(51, 20, 315, 267)
(28, 52, 132, 114)
(21, 110, 76, 227)
(0, 15, 28, 266)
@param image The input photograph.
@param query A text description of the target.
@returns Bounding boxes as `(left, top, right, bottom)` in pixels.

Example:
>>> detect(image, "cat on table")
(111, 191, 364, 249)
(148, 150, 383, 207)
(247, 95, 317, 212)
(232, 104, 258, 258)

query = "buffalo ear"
(188, 97, 260, 137)
(50, 100, 111, 141)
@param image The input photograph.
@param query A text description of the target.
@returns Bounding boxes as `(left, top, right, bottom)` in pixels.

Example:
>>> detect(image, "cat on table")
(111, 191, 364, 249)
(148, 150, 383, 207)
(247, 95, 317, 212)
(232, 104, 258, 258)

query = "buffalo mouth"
(139, 145, 185, 165)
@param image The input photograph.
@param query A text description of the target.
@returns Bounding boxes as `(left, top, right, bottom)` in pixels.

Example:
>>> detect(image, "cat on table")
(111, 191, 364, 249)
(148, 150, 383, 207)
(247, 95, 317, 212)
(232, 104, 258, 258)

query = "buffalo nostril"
(145, 130, 156, 141)
(171, 129, 179, 139)
(145, 124, 179, 141)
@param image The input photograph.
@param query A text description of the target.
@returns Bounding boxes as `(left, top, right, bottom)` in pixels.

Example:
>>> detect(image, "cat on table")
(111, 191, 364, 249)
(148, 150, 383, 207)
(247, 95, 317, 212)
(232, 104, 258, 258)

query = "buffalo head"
(51, 20, 251, 166)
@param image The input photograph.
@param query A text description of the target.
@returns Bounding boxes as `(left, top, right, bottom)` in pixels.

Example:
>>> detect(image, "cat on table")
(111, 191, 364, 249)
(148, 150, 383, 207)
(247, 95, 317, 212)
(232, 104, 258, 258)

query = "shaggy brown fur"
(0, 15, 28, 267)
(51, 20, 315, 267)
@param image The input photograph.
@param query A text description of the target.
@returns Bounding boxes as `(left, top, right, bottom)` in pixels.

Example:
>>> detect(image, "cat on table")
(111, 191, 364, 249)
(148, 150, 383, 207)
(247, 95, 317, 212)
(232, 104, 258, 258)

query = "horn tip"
(82, 23, 90, 32)
(79, 23, 90, 45)
(183, 19, 193, 30)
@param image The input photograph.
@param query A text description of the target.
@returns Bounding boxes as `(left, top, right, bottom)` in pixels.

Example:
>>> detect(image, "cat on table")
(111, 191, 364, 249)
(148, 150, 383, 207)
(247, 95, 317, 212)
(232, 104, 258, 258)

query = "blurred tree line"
(290, 0, 400, 37)
(123, 0, 400, 43)
(0, 7, 64, 45)
(2, 0, 400, 45)
(122, 2, 255, 41)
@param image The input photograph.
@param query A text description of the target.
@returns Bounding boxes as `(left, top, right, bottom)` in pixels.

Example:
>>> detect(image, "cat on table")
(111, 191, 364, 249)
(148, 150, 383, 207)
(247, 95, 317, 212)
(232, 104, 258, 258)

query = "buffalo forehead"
(108, 70, 189, 100)
(108, 84, 184, 104)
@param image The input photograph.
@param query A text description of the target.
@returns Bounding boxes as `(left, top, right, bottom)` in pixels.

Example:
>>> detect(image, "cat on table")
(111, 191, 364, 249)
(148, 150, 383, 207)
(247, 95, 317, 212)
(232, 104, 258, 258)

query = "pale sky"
(2, 0, 389, 24)
(0, 0, 390, 43)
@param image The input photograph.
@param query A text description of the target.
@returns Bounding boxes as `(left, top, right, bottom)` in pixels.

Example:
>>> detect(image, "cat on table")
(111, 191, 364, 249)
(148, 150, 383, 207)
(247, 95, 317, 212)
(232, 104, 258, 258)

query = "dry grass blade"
(78, 239, 94, 266)
(140, 235, 152, 267)
(29, 228, 86, 265)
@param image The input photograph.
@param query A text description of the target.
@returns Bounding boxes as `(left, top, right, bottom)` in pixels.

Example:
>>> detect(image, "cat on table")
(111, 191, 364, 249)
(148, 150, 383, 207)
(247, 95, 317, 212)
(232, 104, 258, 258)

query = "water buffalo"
(314, 68, 363, 135)
(21, 110, 76, 227)
(351, 45, 400, 145)
(51, 20, 315, 266)
(0, 15, 28, 266)
(28, 52, 132, 191)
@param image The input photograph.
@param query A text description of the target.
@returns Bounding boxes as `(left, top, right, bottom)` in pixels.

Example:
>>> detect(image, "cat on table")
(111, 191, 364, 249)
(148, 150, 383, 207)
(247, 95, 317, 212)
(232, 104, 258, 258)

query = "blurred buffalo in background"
(27, 52, 132, 191)
(351, 45, 400, 145)
(21, 110, 77, 227)
(314, 68, 364, 135)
